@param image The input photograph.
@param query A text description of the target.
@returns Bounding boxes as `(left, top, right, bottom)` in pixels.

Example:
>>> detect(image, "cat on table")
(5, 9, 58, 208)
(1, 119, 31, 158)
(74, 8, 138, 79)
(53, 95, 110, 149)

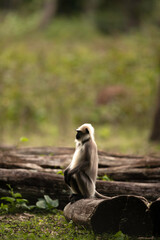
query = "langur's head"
(76, 123, 95, 142)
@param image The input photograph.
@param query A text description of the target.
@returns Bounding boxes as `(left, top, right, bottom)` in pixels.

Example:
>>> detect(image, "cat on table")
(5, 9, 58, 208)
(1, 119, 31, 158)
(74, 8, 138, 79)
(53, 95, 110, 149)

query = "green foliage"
(0, 185, 59, 215)
(36, 195, 59, 212)
(98, 174, 112, 181)
(0, 13, 160, 153)
(0, 185, 34, 214)
(19, 136, 29, 142)
(57, 170, 64, 175)
(97, 126, 111, 139)
(113, 231, 129, 240)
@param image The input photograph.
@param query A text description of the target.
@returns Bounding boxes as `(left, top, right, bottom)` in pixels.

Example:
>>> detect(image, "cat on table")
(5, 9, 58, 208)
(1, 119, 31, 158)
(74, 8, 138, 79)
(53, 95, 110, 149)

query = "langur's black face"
(76, 128, 89, 140)
(76, 131, 82, 140)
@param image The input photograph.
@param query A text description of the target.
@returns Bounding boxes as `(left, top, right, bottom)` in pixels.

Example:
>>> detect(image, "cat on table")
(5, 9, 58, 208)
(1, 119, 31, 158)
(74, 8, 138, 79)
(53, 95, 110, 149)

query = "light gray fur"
(64, 123, 108, 199)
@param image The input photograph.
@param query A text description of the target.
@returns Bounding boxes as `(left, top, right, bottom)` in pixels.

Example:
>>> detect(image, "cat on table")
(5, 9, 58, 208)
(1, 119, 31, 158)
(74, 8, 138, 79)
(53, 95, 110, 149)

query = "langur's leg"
(76, 172, 95, 198)
(69, 176, 83, 203)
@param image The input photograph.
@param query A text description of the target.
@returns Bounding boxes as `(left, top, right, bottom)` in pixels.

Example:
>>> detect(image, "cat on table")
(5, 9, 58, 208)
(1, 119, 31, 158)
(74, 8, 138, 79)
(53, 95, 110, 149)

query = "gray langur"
(64, 123, 108, 202)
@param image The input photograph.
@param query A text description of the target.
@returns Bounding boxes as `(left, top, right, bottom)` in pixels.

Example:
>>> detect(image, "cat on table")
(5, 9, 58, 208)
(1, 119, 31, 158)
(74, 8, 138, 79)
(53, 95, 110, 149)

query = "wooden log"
(1, 147, 160, 183)
(96, 181, 160, 201)
(0, 146, 74, 155)
(0, 169, 70, 209)
(1, 146, 160, 170)
(98, 167, 160, 182)
(1, 169, 160, 209)
(64, 196, 152, 236)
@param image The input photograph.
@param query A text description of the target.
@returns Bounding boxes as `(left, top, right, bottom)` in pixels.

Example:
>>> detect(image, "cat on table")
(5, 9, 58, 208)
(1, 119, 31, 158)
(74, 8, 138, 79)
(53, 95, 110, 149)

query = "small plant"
(113, 231, 129, 240)
(0, 185, 34, 214)
(19, 136, 29, 143)
(98, 174, 112, 181)
(0, 185, 59, 214)
(16, 136, 29, 148)
(36, 195, 59, 213)
(57, 170, 64, 175)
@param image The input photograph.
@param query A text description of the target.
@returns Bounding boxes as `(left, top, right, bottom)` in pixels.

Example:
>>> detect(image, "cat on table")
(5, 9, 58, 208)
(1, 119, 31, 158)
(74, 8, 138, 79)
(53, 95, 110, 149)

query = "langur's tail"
(95, 190, 111, 199)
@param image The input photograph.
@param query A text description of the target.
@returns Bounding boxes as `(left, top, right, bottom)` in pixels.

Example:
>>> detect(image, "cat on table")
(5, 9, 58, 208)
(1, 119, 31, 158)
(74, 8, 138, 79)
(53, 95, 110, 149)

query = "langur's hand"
(64, 169, 71, 186)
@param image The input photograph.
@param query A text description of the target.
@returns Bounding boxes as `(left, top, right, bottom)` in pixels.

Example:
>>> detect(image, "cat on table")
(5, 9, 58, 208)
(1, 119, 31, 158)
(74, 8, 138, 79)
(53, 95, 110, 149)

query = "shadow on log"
(64, 195, 152, 237)
(150, 197, 160, 237)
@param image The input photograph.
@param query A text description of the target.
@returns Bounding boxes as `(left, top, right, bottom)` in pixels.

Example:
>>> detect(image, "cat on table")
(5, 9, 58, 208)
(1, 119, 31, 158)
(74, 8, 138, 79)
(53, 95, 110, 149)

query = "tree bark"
(64, 196, 152, 236)
(126, 0, 141, 29)
(39, 0, 58, 29)
(150, 80, 160, 141)
(84, 0, 98, 16)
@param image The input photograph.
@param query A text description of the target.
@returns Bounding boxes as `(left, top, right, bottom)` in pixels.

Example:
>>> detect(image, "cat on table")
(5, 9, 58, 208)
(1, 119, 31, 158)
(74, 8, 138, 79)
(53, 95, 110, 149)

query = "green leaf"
(16, 198, 28, 204)
(13, 193, 22, 198)
(19, 137, 29, 142)
(44, 195, 53, 205)
(100, 174, 112, 181)
(36, 200, 47, 209)
(114, 231, 128, 240)
(44, 195, 59, 208)
(0, 203, 8, 211)
(57, 170, 64, 175)
(20, 203, 32, 210)
(27, 205, 36, 210)
(1, 197, 15, 203)
(50, 199, 59, 208)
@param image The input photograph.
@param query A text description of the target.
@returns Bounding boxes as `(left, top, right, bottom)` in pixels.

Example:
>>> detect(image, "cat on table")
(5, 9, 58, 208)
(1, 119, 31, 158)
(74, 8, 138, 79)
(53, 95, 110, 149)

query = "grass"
(0, 187, 130, 240)
(0, 212, 132, 240)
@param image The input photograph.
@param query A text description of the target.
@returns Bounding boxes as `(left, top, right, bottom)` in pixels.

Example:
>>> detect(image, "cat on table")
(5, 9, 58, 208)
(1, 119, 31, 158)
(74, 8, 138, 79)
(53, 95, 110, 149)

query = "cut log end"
(150, 198, 160, 236)
(64, 195, 152, 237)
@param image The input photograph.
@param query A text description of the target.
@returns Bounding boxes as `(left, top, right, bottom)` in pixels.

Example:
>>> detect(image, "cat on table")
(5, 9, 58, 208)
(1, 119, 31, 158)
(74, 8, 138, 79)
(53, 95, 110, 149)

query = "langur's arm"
(66, 161, 89, 186)
(66, 145, 90, 185)
(64, 164, 71, 185)
(69, 160, 89, 175)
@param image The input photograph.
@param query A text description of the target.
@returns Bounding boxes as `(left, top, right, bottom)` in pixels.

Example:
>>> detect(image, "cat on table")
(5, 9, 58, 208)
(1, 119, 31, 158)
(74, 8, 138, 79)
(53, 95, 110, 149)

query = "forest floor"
(0, 211, 141, 240)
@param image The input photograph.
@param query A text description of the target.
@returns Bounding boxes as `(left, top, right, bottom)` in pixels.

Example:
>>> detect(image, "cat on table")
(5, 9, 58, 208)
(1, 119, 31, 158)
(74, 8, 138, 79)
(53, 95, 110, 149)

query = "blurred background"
(0, 0, 160, 154)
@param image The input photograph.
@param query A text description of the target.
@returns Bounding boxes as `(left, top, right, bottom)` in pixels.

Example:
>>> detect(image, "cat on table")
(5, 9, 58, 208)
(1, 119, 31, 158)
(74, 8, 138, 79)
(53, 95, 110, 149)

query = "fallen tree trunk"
(96, 181, 160, 201)
(0, 169, 69, 209)
(64, 196, 152, 236)
(1, 169, 160, 209)
(98, 167, 160, 182)
(0, 147, 160, 182)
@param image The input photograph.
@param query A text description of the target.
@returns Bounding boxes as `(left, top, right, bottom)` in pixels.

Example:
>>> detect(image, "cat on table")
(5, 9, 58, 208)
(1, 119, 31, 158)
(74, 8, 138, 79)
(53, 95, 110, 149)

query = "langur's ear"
(86, 128, 89, 134)
(76, 129, 81, 132)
